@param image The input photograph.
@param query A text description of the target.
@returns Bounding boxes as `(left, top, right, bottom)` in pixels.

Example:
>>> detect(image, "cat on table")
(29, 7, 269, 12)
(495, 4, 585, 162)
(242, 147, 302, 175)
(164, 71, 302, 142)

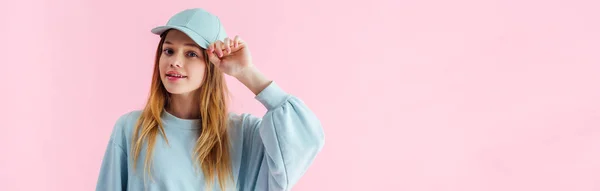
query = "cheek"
(189, 63, 207, 79)
(158, 57, 169, 74)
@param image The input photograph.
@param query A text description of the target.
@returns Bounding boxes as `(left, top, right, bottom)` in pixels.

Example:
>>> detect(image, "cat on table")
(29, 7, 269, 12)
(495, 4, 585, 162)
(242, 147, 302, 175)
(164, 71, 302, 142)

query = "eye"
(187, 51, 199, 58)
(163, 48, 174, 56)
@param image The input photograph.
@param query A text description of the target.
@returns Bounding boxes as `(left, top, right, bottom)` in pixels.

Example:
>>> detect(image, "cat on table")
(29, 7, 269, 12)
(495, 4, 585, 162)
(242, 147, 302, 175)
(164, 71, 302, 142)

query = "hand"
(206, 35, 253, 78)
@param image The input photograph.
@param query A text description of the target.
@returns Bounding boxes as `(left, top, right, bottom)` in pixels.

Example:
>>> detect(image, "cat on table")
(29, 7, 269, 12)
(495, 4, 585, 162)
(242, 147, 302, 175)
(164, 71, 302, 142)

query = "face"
(159, 30, 207, 95)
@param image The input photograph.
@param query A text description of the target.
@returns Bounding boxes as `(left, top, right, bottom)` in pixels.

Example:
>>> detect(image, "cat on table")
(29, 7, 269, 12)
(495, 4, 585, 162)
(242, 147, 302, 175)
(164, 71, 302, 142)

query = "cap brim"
(150, 25, 210, 49)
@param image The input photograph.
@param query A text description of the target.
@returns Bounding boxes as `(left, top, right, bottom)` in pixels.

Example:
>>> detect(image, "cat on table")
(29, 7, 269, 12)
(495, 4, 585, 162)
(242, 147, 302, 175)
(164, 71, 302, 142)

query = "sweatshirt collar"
(161, 109, 201, 129)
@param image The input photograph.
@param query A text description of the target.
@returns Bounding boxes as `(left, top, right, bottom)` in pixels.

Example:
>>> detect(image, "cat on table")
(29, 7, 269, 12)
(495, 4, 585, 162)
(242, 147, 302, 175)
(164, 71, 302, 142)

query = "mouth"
(165, 73, 187, 78)
(165, 71, 187, 81)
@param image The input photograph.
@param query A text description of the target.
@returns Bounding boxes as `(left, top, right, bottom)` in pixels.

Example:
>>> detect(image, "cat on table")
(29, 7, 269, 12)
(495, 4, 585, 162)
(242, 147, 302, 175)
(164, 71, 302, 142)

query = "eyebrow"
(163, 40, 203, 50)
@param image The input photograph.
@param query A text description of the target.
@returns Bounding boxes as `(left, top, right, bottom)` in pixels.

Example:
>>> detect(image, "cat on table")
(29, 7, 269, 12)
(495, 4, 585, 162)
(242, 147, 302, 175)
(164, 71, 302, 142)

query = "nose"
(170, 56, 183, 68)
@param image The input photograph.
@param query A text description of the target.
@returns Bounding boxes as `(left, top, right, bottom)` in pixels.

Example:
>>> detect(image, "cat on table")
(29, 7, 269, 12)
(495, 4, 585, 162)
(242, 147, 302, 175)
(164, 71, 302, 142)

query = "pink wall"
(1, 0, 599, 190)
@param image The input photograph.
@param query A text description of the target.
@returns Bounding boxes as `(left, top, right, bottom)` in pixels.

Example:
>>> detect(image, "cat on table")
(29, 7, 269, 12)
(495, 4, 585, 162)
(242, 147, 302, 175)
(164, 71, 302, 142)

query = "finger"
(210, 42, 220, 58)
(208, 42, 216, 54)
(206, 48, 221, 66)
(220, 40, 228, 55)
(215, 40, 224, 57)
(231, 36, 245, 52)
(224, 38, 231, 55)
(234, 35, 239, 48)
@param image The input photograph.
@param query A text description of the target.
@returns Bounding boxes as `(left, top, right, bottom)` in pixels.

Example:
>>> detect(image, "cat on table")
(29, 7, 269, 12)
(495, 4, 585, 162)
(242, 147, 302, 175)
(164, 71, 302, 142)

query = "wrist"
(233, 65, 257, 80)
(235, 66, 272, 95)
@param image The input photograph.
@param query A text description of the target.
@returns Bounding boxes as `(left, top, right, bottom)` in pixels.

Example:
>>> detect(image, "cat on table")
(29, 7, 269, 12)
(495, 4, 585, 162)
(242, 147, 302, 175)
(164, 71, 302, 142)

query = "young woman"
(95, 8, 325, 191)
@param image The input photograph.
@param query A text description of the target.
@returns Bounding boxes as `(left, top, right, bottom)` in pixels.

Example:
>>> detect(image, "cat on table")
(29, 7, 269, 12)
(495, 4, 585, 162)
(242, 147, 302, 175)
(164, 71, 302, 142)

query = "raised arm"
(238, 80, 325, 190)
(208, 36, 325, 190)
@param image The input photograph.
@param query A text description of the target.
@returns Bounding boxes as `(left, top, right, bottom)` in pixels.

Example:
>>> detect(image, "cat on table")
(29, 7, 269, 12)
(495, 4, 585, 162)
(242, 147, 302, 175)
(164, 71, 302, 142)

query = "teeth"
(168, 74, 183, 77)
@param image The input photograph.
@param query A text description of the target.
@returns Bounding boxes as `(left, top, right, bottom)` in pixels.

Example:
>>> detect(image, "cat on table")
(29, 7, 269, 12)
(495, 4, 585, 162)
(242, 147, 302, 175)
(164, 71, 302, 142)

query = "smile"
(166, 74, 187, 78)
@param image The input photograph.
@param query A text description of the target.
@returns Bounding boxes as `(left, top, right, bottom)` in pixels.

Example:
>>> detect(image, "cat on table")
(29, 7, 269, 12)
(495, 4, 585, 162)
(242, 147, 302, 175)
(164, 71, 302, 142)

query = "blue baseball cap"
(151, 8, 228, 49)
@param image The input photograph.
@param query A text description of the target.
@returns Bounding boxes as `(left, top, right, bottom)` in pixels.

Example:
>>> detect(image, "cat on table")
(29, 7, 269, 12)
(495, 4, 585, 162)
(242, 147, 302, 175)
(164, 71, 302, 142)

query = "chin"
(163, 86, 188, 95)
(161, 77, 203, 95)
(163, 84, 201, 96)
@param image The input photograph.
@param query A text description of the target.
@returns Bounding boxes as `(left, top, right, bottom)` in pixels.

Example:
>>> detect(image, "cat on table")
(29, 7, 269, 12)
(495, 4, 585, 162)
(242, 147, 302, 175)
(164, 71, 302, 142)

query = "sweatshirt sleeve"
(238, 81, 325, 191)
(96, 114, 129, 191)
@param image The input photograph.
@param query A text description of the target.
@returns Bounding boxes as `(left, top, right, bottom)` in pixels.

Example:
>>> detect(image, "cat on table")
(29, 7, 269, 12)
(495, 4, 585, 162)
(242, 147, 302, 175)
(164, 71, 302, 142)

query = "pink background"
(1, 0, 599, 190)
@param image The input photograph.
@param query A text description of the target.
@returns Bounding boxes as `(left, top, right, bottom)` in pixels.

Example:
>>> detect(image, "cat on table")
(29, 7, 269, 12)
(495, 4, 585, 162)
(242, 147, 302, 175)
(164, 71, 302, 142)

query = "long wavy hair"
(130, 29, 232, 190)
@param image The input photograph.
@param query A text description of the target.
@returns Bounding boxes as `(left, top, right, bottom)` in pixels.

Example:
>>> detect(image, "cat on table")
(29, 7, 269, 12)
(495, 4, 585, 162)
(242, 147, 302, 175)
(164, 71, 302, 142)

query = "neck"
(166, 91, 200, 120)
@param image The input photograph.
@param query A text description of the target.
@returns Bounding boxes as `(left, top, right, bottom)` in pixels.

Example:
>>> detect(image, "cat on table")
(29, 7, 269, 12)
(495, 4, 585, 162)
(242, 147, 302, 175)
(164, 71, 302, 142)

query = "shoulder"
(109, 110, 143, 147)
(113, 110, 143, 129)
(227, 112, 262, 139)
(227, 112, 261, 129)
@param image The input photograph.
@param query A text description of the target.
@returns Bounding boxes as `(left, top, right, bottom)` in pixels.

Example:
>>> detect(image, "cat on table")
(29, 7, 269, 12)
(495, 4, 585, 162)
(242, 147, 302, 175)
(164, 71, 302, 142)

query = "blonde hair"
(130, 29, 233, 190)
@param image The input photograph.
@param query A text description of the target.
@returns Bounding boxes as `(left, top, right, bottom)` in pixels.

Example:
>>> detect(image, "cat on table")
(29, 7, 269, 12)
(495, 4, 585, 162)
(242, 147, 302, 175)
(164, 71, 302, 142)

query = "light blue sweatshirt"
(96, 82, 325, 191)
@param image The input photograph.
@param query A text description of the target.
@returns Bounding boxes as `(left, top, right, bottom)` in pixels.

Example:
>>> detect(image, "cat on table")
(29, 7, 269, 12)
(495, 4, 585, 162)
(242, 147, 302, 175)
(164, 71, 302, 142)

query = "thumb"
(206, 49, 221, 67)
